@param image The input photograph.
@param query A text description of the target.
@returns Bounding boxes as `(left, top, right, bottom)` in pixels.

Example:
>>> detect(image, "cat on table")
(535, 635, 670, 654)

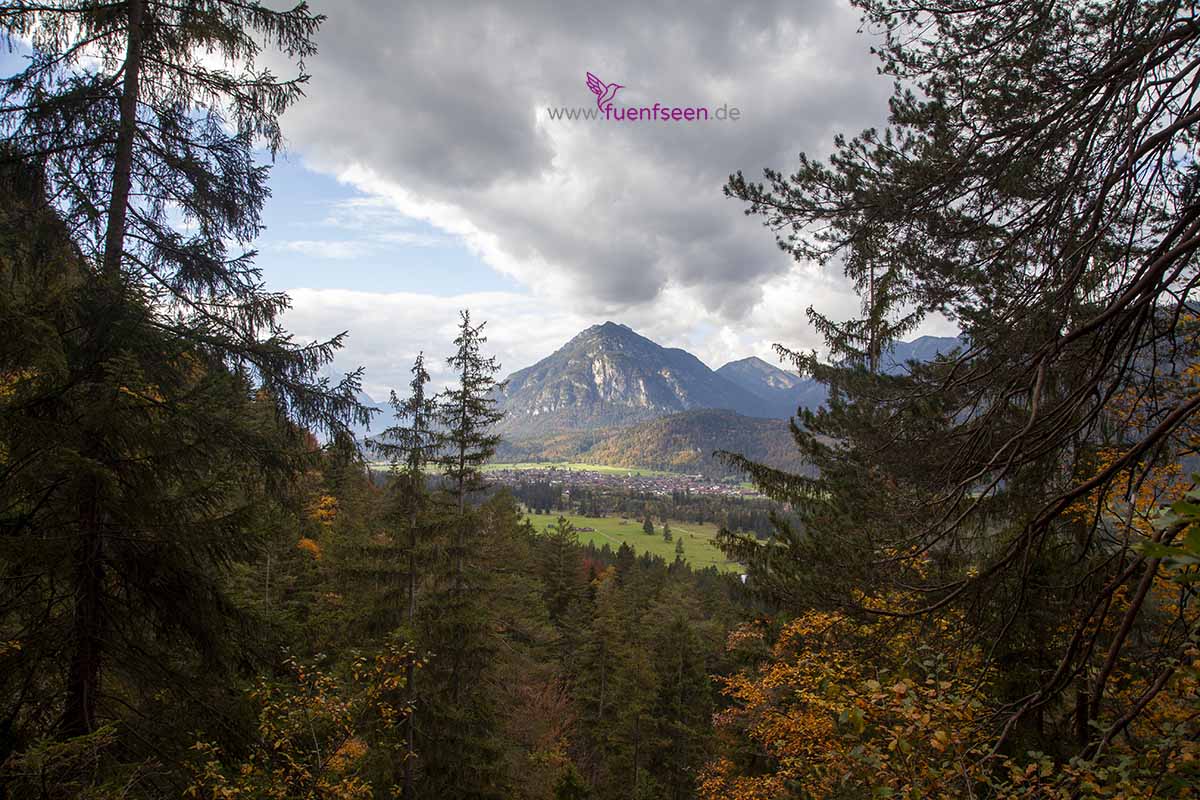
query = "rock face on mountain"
(495, 322, 772, 437)
(494, 324, 966, 441)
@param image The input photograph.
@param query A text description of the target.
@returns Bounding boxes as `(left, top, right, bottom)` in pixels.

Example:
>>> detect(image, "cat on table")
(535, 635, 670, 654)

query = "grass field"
(486, 462, 681, 478)
(523, 510, 741, 573)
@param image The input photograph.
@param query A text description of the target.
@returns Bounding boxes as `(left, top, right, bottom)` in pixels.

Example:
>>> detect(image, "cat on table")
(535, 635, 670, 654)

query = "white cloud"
(275, 0, 897, 326)
(282, 260, 960, 400)
(268, 1, 960, 397)
(272, 239, 374, 260)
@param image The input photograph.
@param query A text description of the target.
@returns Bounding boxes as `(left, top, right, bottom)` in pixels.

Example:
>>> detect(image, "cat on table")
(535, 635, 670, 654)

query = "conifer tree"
(646, 591, 713, 800)
(0, 0, 365, 768)
(541, 516, 584, 626)
(368, 353, 440, 800)
(0, 2, 358, 428)
(437, 310, 505, 516)
(0, 159, 313, 778)
(723, 0, 1200, 761)
(419, 311, 508, 799)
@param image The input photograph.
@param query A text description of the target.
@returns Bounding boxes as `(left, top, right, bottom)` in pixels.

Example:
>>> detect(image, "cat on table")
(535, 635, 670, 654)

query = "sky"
(11, 1, 961, 400)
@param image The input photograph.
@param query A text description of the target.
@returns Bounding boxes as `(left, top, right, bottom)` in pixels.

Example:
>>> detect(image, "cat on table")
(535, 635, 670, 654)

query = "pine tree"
(723, 0, 1200, 761)
(367, 353, 441, 800)
(0, 0, 366, 777)
(419, 311, 508, 799)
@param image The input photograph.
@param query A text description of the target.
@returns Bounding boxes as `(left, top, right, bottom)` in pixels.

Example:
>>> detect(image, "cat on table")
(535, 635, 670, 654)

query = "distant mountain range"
(495, 322, 962, 440)
(359, 322, 960, 475)
(349, 391, 392, 444)
(715, 356, 827, 419)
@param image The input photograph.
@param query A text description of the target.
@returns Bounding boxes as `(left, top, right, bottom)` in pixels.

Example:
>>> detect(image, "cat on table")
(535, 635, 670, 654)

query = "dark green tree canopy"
(723, 0, 1200, 758)
(0, 0, 364, 437)
(727, 0, 1200, 595)
(437, 310, 506, 506)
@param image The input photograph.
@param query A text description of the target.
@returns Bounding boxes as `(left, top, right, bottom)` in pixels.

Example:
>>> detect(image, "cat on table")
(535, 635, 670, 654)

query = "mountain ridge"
(495, 323, 963, 440)
(495, 321, 772, 438)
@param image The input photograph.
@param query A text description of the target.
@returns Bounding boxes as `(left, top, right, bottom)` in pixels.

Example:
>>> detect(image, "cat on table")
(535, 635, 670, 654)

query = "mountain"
(491, 326, 966, 475)
(716, 356, 825, 419)
(351, 391, 392, 443)
(883, 335, 964, 371)
(578, 408, 809, 478)
(716, 336, 965, 418)
(495, 322, 772, 438)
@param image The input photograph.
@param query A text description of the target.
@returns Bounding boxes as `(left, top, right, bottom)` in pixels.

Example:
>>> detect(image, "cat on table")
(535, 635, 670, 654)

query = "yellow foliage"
(701, 610, 995, 800)
(0, 368, 38, 401)
(327, 738, 368, 775)
(186, 638, 422, 799)
(296, 537, 322, 560)
(308, 494, 339, 527)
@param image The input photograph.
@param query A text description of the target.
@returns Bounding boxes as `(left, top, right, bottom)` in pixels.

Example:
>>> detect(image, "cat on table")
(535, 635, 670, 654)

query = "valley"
(485, 461, 758, 496)
(487, 322, 958, 478)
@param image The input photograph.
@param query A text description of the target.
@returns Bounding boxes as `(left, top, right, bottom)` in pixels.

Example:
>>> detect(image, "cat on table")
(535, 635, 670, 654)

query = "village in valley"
(483, 463, 761, 498)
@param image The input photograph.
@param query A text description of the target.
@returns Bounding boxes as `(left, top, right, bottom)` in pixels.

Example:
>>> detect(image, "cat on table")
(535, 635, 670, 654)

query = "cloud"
(272, 239, 376, 260)
(283, 288, 592, 400)
(281, 259, 962, 401)
(279, 0, 895, 321)
(266, 1, 963, 396)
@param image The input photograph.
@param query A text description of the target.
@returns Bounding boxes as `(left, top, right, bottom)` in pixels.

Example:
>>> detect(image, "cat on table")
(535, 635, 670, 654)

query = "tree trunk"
(63, 0, 145, 739)
(1075, 680, 1091, 747)
(403, 474, 419, 800)
(403, 658, 416, 799)
(632, 711, 641, 794)
(102, 0, 145, 282)
(62, 485, 104, 737)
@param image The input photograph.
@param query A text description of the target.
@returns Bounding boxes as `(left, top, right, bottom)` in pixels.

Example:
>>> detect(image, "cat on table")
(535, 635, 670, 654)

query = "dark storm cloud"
(282, 0, 891, 318)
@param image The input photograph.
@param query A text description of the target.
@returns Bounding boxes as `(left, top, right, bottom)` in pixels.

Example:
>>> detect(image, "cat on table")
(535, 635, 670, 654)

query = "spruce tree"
(419, 310, 508, 799)
(437, 311, 504, 506)
(541, 516, 584, 626)
(647, 592, 712, 800)
(0, 159, 315, 781)
(0, 0, 365, 773)
(367, 353, 441, 800)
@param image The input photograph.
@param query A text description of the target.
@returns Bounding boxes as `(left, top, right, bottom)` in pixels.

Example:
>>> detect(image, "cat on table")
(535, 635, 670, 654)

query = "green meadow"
(523, 510, 741, 573)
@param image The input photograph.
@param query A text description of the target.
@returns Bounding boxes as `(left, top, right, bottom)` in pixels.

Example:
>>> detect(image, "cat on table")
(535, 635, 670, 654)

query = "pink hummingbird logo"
(586, 72, 623, 112)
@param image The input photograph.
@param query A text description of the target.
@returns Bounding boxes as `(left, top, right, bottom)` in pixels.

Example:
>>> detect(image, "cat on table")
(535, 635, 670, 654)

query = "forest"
(3, 0, 1200, 798)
